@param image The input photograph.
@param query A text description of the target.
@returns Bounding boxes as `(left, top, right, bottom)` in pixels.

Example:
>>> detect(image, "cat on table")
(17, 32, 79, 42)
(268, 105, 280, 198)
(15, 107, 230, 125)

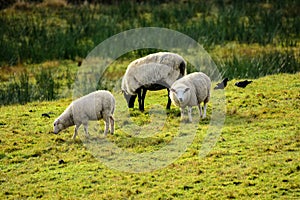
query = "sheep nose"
(179, 98, 183, 102)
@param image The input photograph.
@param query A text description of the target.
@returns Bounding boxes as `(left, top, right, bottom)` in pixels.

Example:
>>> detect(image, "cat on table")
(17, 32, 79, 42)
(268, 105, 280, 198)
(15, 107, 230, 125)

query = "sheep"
(121, 52, 187, 111)
(169, 72, 211, 122)
(53, 90, 115, 139)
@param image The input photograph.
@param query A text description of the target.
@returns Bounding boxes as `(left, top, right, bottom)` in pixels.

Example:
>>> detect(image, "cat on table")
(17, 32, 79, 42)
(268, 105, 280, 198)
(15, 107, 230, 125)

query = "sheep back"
(130, 52, 186, 74)
(122, 52, 186, 95)
(59, 90, 115, 127)
(74, 90, 114, 122)
(122, 63, 180, 95)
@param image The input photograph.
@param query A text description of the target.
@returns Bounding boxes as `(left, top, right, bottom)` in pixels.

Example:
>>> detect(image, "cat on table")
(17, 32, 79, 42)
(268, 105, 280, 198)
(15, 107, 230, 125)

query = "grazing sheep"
(121, 52, 186, 111)
(53, 90, 115, 139)
(170, 72, 211, 122)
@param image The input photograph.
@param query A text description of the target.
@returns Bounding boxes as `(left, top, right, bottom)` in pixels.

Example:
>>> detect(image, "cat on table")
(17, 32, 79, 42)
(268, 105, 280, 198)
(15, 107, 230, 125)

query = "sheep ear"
(170, 88, 176, 93)
(184, 88, 190, 93)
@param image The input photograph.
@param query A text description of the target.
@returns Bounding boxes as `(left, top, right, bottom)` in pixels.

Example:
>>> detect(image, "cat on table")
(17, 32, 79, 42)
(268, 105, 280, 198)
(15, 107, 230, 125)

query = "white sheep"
(169, 72, 211, 122)
(121, 52, 186, 111)
(53, 90, 115, 139)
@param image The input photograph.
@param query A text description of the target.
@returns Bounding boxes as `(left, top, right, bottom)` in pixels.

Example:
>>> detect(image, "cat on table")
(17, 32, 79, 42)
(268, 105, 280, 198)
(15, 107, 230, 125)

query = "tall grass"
(0, 72, 30, 105)
(216, 50, 299, 79)
(0, 0, 299, 66)
(0, 66, 73, 105)
(1, 50, 298, 105)
(0, 72, 31, 105)
(34, 69, 59, 101)
(0, 0, 299, 104)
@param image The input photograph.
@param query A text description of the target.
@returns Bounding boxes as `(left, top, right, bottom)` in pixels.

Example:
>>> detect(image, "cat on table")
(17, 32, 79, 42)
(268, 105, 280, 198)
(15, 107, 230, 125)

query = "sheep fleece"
(170, 72, 211, 107)
(71, 91, 115, 122)
(122, 52, 186, 95)
(55, 90, 115, 129)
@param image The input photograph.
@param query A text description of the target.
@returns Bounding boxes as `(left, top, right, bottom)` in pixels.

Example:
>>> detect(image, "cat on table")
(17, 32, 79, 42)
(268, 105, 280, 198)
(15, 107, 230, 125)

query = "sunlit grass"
(1, 73, 299, 199)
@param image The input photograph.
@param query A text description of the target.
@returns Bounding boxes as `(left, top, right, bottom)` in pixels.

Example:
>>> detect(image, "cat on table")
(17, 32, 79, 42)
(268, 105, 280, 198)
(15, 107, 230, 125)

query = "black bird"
(58, 159, 66, 165)
(214, 78, 229, 90)
(41, 113, 51, 118)
(235, 80, 253, 88)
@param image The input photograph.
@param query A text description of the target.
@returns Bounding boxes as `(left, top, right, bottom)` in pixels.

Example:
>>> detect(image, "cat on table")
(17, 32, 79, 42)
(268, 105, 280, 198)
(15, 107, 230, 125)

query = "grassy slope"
(1, 73, 299, 199)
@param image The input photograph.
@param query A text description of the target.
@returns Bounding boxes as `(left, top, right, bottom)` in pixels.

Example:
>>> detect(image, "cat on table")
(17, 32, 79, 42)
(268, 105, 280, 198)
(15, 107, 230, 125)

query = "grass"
(0, 60, 78, 105)
(0, 0, 299, 66)
(1, 44, 299, 105)
(1, 72, 299, 199)
(0, 1, 299, 198)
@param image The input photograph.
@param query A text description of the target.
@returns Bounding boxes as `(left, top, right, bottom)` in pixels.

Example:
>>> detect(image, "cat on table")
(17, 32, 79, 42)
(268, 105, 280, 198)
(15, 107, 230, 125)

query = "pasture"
(0, 0, 299, 199)
(1, 72, 299, 199)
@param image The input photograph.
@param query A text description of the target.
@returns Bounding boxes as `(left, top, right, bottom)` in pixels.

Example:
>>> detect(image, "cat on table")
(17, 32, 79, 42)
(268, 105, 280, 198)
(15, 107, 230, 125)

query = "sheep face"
(170, 87, 190, 105)
(123, 91, 136, 108)
(53, 119, 65, 134)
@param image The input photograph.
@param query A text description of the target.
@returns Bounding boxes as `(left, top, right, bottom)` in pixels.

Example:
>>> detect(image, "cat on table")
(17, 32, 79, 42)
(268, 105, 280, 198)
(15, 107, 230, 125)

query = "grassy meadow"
(1, 0, 300, 199)
(0, 0, 299, 105)
(1, 73, 300, 199)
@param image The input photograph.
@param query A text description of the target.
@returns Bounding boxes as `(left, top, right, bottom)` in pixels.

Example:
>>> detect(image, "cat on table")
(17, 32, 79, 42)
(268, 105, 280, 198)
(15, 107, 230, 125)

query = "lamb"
(121, 52, 186, 111)
(169, 72, 211, 122)
(53, 90, 115, 139)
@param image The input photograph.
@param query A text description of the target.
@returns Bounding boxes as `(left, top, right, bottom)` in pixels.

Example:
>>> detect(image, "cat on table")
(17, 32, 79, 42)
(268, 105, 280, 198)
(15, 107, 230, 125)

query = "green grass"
(1, 1, 298, 197)
(1, 72, 299, 199)
(1, 0, 299, 66)
(1, 44, 299, 105)
(0, 60, 78, 105)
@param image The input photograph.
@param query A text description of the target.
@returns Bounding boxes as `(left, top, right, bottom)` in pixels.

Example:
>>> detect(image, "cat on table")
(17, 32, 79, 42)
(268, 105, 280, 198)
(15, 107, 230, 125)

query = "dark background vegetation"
(0, 0, 299, 104)
(1, 0, 299, 65)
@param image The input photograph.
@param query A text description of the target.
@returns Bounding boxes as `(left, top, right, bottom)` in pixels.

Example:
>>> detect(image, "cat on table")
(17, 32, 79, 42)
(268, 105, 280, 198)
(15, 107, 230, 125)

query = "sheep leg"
(141, 88, 147, 111)
(166, 88, 171, 110)
(188, 106, 193, 122)
(180, 107, 185, 121)
(198, 104, 203, 118)
(109, 116, 114, 135)
(138, 88, 147, 111)
(72, 124, 81, 140)
(103, 116, 110, 136)
(137, 88, 143, 111)
(83, 123, 90, 138)
(202, 103, 207, 119)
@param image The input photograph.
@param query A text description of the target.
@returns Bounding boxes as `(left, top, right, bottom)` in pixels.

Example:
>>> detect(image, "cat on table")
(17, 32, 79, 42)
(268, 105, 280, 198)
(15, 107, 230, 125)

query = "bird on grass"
(41, 113, 51, 118)
(58, 159, 66, 164)
(235, 80, 253, 88)
(214, 78, 229, 90)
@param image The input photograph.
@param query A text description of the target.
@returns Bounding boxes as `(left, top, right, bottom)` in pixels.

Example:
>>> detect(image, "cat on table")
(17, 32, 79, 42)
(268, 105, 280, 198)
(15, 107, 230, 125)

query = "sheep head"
(53, 119, 64, 134)
(170, 87, 190, 105)
(122, 90, 136, 108)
